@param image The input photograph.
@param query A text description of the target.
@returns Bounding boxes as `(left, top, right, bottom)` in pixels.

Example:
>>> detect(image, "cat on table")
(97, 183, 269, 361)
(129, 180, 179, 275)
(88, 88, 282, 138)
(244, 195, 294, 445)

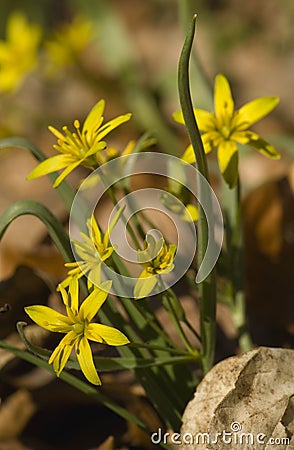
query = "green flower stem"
(95, 261, 190, 424)
(162, 292, 198, 355)
(227, 180, 253, 352)
(178, 15, 217, 374)
(129, 342, 190, 356)
(98, 171, 142, 250)
(160, 280, 200, 357)
(184, 318, 202, 343)
(99, 300, 183, 430)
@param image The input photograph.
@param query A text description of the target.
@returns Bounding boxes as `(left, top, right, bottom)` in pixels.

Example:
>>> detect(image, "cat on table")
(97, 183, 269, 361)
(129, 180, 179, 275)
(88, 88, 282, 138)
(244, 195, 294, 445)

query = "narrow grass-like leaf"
(0, 137, 75, 212)
(0, 200, 73, 261)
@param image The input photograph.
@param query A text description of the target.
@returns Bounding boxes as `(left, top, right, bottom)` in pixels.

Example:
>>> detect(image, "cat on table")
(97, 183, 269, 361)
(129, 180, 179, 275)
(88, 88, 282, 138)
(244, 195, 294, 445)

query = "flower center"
(220, 124, 231, 139)
(72, 322, 85, 335)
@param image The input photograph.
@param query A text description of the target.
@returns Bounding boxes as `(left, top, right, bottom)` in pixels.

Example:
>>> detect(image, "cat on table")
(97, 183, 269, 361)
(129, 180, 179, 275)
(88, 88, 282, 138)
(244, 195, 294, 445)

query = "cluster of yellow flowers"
(25, 100, 177, 384)
(0, 11, 93, 93)
(25, 70, 279, 385)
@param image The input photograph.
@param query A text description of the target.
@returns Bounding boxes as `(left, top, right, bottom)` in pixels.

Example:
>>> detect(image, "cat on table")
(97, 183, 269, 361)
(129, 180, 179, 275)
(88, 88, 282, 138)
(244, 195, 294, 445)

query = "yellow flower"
(62, 206, 124, 290)
(174, 74, 280, 188)
(25, 279, 129, 385)
(0, 11, 41, 92)
(46, 16, 93, 68)
(134, 235, 176, 299)
(27, 100, 131, 187)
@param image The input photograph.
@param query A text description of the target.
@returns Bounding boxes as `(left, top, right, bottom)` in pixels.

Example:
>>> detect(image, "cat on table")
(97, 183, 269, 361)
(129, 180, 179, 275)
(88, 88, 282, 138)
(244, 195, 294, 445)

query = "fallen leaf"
(181, 347, 294, 449)
(0, 390, 36, 440)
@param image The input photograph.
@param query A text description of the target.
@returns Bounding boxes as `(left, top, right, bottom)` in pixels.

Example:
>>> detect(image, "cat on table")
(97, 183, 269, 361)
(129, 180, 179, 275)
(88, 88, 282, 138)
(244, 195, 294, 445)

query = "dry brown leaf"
(180, 347, 294, 449)
(0, 390, 36, 439)
(92, 436, 115, 450)
(243, 175, 294, 346)
(0, 439, 32, 450)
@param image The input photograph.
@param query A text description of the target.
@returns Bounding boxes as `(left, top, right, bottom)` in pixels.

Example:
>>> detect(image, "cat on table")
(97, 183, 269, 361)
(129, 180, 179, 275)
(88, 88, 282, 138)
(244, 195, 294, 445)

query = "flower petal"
(183, 204, 199, 222)
(172, 109, 184, 124)
(52, 159, 83, 188)
(49, 331, 76, 376)
(86, 323, 130, 345)
(103, 205, 125, 248)
(237, 96, 279, 128)
(79, 281, 112, 322)
(217, 141, 239, 189)
(67, 276, 79, 315)
(27, 154, 75, 180)
(76, 336, 101, 385)
(214, 74, 234, 121)
(84, 140, 107, 158)
(97, 113, 132, 141)
(181, 145, 196, 164)
(238, 130, 280, 159)
(25, 305, 71, 332)
(194, 109, 215, 131)
(88, 215, 102, 246)
(134, 270, 158, 299)
(83, 99, 105, 136)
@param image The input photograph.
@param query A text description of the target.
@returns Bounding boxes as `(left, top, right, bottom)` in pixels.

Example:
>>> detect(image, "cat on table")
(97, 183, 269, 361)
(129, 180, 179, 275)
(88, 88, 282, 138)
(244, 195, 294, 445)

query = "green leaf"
(0, 199, 73, 262)
(0, 137, 75, 212)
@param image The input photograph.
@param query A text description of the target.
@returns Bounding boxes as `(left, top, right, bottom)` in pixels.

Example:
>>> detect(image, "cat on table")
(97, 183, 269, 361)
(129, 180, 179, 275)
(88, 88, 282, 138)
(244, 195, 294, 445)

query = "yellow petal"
(237, 96, 279, 129)
(235, 130, 280, 159)
(83, 99, 105, 135)
(103, 205, 125, 248)
(84, 140, 107, 158)
(181, 145, 196, 164)
(217, 141, 239, 189)
(134, 271, 157, 299)
(97, 113, 132, 141)
(27, 154, 75, 180)
(181, 204, 199, 222)
(138, 235, 164, 264)
(52, 159, 83, 188)
(67, 276, 79, 314)
(76, 337, 101, 385)
(88, 215, 102, 246)
(79, 281, 112, 322)
(214, 74, 234, 121)
(172, 109, 185, 124)
(86, 323, 130, 345)
(25, 305, 71, 332)
(122, 140, 136, 156)
(49, 331, 76, 376)
(194, 109, 215, 132)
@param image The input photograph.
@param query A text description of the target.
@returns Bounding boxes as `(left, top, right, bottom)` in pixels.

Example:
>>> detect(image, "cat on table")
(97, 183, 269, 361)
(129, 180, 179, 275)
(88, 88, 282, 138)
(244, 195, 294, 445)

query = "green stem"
(178, 15, 217, 374)
(231, 180, 253, 352)
(160, 280, 199, 356)
(99, 171, 142, 250)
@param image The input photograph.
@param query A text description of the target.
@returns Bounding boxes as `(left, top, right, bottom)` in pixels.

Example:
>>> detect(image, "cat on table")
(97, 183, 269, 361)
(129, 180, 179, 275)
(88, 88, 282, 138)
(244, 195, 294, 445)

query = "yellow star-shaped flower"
(0, 11, 41, 92)
(27, 100, 131, 187)
(25, 279, 129, 385)
(134, 235, 176, 299)
(174, 74, 280, 188)
(62, 206, 124, 290)
(45, 16, 93, 68)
